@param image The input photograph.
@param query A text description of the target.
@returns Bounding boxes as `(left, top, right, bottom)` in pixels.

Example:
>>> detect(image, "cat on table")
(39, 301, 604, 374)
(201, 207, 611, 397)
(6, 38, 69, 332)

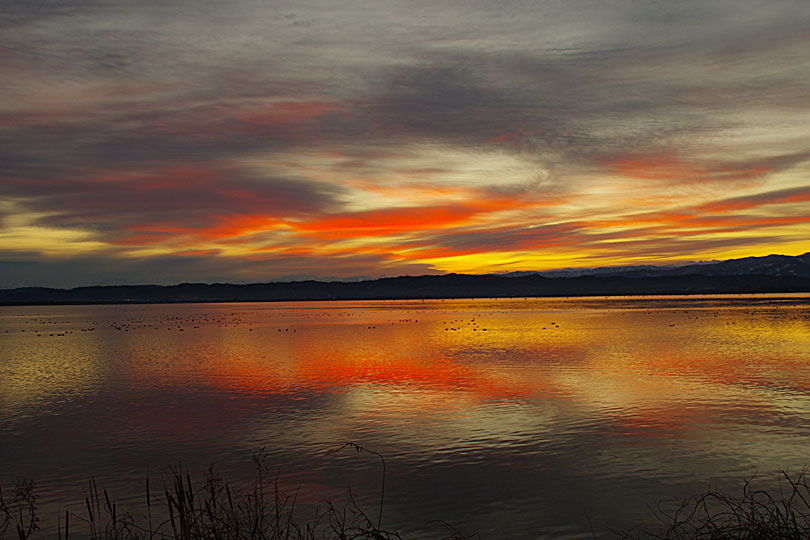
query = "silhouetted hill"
(1, 272, 809, 305)
(510, 252, 810, 278)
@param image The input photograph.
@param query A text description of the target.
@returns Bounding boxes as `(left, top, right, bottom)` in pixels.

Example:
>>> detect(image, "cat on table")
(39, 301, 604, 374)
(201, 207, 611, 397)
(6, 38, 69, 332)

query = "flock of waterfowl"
(2, 303, 806, 340)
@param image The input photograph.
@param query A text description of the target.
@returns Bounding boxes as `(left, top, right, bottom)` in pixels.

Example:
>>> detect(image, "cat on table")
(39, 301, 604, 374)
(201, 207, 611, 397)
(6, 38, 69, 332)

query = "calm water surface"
(2, 295, 810, 539)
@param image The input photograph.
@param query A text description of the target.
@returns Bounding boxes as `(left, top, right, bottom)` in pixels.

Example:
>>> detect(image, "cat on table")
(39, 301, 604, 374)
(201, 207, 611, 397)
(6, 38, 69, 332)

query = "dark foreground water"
(2, 295, 810, 539)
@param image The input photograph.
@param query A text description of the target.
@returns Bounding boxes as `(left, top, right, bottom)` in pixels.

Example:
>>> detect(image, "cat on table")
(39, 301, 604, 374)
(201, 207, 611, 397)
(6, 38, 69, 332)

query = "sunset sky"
(1, 0, 809, 287)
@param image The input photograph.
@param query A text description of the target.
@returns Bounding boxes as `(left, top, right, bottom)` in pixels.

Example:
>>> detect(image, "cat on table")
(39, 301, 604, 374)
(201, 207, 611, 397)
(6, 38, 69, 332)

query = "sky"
(1, 0, 809, 288)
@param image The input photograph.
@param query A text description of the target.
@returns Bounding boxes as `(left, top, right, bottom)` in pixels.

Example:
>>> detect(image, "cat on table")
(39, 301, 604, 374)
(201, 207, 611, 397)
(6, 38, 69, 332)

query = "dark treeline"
(2, 273, 810, 306)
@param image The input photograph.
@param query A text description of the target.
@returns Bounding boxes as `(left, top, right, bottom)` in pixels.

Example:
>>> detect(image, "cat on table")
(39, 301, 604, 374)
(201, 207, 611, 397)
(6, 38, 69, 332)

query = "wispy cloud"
(1, 0, 809, 285)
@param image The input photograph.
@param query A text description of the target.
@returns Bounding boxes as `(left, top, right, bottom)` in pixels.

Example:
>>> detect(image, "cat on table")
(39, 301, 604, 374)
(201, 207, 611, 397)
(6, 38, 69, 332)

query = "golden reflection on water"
(2, 296, 810, 539)
(0, 326, 105, 415)
(3, 298, 809, 431)
(93, 298, 809, 448)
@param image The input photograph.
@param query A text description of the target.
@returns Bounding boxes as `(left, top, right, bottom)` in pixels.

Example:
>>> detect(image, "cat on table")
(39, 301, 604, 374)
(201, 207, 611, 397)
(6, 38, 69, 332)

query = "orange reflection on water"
(7, 299, 808, 447)
(556, 304, 810, 442)
(7, 298, 810, 540)
(122, 300, 810, 427)
(191, 318, 569, 406)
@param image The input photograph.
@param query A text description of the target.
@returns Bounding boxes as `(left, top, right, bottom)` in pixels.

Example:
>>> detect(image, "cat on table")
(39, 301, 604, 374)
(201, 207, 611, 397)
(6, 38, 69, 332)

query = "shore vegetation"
(3, 452, 810, 540)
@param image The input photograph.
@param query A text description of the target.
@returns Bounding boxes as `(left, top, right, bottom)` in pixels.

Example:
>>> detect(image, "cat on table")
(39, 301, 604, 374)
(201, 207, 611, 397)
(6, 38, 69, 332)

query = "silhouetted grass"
(2, 448, 410, 540)
(4, 454, 810, 539)
(622, 469, 810, 540)
(0, 479, 38, 539)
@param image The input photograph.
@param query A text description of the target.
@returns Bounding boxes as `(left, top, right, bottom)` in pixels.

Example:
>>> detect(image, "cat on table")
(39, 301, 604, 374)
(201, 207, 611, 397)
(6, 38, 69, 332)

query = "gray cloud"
(2, 168, 348, 238)
(0, 250, 439, 289)
(4, 0, 808, 172)
(2, 0, 809, 285)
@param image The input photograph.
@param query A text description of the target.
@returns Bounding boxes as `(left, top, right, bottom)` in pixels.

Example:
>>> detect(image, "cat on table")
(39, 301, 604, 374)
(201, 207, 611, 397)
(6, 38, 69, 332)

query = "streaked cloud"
(1, 0, 809, 286)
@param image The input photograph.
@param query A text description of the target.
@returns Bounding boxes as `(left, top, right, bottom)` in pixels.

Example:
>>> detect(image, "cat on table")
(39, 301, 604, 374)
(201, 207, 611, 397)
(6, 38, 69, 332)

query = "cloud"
(696, 185, 810, 214)
(2, 164, 348, 240)
(0, 249, 439, 289)
(1, 0, 810, 285)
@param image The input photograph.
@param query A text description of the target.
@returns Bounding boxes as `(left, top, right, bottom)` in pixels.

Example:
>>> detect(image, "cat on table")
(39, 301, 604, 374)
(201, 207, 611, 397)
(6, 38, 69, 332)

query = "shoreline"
(4, 462, 810, 540)
(2, 273, 810, 307)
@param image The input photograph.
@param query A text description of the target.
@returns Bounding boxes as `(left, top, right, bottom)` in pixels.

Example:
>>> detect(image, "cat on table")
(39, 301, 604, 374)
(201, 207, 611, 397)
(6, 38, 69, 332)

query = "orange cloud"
(604, 152, 703, 181)
(696, 186, 810, 213)
(488, 127, 540, 148)
(296, 196, 537, 241)
(298, 205, 478, 239)
(231, 100, 346, 130)
(603, 152, 770, 183)
(201, 214, 287, 239)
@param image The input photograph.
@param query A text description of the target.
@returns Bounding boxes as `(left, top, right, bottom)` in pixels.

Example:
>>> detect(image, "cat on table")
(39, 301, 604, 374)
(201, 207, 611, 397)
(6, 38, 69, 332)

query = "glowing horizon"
(1, 1, 809, 287)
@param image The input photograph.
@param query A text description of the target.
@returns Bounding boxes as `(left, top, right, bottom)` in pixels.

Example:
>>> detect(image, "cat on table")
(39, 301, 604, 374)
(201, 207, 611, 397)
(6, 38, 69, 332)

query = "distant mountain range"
(1, 252, 809, 305)
(503, 252, 810, 278)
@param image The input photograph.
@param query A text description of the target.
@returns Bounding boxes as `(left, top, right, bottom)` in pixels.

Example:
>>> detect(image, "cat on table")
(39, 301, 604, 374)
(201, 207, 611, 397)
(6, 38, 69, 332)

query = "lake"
(2, 295, 810, 539)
